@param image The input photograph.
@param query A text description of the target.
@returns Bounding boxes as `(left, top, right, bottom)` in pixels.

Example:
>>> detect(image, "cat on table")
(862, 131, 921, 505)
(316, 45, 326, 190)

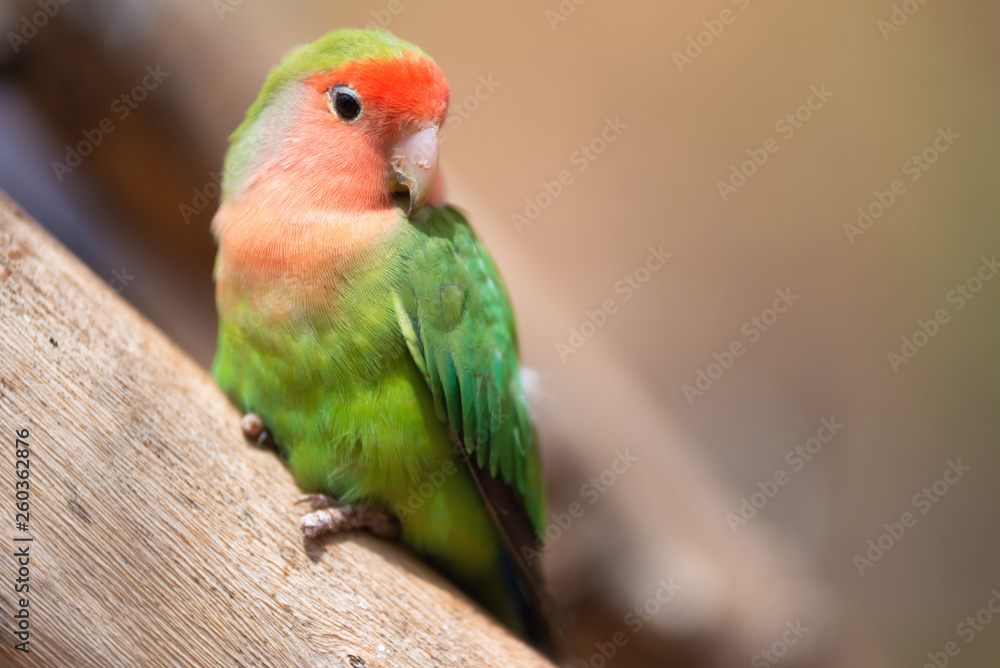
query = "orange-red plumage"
(305, 53, 449, 132)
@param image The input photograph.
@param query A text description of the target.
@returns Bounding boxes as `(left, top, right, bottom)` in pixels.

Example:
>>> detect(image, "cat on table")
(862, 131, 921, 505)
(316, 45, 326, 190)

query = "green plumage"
(212, 205, 545, 624)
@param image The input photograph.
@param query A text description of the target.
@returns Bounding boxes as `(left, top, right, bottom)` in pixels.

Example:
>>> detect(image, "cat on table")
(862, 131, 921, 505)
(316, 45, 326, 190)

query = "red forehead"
(307, 53, 449, 126)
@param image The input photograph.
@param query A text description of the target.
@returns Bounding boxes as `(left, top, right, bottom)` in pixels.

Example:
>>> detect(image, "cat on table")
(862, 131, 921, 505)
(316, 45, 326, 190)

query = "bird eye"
(329, 85, 362, 122)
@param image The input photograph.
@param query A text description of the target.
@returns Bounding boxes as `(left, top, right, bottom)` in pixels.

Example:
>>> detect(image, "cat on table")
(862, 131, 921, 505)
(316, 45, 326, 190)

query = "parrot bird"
(210, 28, 562, 654)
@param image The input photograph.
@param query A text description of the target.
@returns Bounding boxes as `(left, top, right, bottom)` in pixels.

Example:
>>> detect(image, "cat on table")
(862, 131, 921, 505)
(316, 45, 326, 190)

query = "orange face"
(214, 52, 451, 309)
(235, 52, 449, 215)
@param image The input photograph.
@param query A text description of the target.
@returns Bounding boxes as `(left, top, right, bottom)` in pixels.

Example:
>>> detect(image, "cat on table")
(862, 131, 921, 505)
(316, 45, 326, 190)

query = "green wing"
(395, 205, 568, 657)
(394, 205, 545, 534)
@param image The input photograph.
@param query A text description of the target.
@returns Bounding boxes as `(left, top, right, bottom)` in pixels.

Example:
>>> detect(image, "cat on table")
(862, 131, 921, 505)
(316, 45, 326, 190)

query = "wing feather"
(395, 205, 544, 531)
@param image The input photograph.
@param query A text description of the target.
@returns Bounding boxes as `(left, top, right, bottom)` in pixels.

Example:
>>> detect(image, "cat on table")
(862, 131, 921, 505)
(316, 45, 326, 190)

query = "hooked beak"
(390, 125, 439, 215)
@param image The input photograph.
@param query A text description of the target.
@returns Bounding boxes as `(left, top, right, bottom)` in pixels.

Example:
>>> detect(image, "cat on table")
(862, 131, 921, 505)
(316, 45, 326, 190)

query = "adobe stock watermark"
(682, 288, 799, 405)
(853, 458, 971, 576)
(751, 619, 811, 667)
(96, 267, 135, 305)
(843, 126, 960, 244)
(373, 400, 514, 522)
(672, 0, 755, 73)
(438, 75, 502, 144)
(363, 0, 418, 31)
(392, 459, 460, 522)
(179, 170, 223, 224)
(555, 245, 671, 362)
(214, 0, 244, 21)
(511, 116, 628, 233)
(887, 254, 997, 373)
(716, 85, 833, 202)
(521, 449, 638, 567)
(877, 0, 933, 41)
(544, 0, 588, 31)
(7, 0, 71, 53)
(921, 588, 1000, 668)
(578, 576, 683, 667)
(726, 416, 843, 534)
(51, 65, 171, 182)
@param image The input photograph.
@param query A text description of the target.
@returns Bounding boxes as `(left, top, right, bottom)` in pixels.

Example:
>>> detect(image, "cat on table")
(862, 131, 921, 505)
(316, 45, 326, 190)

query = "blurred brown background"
(1, 0, 998, 666)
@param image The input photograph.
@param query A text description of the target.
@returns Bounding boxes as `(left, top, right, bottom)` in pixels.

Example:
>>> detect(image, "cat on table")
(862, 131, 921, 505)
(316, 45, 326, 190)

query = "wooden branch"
(0, 191, 554, 668)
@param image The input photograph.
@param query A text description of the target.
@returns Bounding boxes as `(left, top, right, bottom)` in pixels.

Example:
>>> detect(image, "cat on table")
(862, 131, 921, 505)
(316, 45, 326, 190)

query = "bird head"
(223, 29, 449, 216)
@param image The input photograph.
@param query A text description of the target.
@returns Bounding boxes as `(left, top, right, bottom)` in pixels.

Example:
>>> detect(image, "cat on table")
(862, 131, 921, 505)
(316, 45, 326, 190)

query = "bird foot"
(240, 412, 276, 448)
(298, 500, 400, 540)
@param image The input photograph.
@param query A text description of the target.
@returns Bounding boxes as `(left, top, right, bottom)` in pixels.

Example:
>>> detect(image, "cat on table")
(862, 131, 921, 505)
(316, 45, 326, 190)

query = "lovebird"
(210, 28, 563, 655)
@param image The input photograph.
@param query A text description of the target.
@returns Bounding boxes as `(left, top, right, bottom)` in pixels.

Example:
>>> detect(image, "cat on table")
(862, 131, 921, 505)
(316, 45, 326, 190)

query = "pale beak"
(390, 125, 439, 215)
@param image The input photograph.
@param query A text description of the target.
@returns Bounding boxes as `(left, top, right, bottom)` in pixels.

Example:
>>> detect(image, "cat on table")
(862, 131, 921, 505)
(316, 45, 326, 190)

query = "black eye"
(329, 85, 361, 122)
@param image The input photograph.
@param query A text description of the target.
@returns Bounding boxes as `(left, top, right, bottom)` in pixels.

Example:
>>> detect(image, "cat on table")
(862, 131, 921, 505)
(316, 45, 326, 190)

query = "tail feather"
(454, 432, 574, 663)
